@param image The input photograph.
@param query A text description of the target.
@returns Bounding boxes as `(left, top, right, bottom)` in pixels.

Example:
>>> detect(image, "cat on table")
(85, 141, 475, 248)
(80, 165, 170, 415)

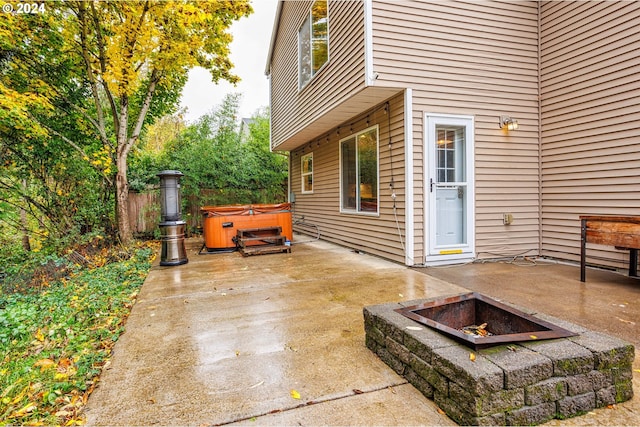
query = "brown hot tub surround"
(364, 293, 634, 425)
(200, 203, 293, 252)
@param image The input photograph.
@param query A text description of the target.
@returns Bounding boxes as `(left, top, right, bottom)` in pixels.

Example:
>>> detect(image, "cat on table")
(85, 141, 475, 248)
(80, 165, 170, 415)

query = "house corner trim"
(404, 88, 414, 266)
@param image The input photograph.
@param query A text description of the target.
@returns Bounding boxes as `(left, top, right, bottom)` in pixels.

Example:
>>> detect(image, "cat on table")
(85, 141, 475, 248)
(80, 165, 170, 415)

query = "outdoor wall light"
(499, 116, 519, 131)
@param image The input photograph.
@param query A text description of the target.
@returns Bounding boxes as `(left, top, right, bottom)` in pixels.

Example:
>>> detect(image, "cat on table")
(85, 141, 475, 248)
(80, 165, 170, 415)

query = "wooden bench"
(235, 226, 291, 256)
(580, 215, 640, 282)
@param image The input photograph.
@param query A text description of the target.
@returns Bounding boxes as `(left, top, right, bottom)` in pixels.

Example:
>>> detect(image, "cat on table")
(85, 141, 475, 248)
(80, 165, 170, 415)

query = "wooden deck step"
(239, 244, 291, 257)
(236, 226, 290, 256)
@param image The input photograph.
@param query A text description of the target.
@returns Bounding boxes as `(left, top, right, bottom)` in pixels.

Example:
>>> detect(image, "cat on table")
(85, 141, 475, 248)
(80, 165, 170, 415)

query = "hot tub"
(200, 203, 293, 252)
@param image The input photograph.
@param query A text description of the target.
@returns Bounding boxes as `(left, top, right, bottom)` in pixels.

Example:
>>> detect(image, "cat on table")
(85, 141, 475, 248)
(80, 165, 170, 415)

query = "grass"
(0, 242, 156, 425)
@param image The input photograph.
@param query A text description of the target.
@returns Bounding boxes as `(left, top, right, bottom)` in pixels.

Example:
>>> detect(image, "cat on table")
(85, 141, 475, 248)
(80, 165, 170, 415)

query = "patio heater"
(157, 170, 188, 266)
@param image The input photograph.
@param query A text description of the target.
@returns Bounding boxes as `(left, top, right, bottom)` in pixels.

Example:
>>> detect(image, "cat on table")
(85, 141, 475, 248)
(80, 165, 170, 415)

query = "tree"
(0, 0, 252, 245)
(242, 107, 288, 201)
(130, 95, 288, 209)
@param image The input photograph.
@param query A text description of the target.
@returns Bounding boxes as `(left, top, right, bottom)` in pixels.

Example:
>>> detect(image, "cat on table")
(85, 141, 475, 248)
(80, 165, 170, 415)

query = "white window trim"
(298, 0, 329, 90)
(339, 125, 380, 216)
(301, 152, 313, 194)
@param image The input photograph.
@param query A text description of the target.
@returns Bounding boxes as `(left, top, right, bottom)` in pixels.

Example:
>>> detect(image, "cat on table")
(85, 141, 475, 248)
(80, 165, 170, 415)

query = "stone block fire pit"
(364, 293, 634, 425)
(395, 292, 577, 350)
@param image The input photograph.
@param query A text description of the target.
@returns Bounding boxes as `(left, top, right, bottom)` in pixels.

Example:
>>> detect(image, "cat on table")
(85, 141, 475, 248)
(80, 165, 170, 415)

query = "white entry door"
(425, 114, 475, 264)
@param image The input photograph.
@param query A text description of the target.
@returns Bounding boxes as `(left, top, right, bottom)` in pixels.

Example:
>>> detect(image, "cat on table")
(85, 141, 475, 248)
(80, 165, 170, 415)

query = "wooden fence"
(128, 188, 287, 236)
(127, 191, 161, 236)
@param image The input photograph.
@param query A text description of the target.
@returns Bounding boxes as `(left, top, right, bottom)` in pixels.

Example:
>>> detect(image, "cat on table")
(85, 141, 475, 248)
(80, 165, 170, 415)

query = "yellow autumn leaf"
(469, 352, 476, 362)
(34, 328, 45, 342)
(34, 358, 56, 371)
(54, 372, 70, 381)
(530, 335, 538, 339)
(9, 385, 29, 405)
(10, 402, 37, 418)
(290, 389, 301, 399)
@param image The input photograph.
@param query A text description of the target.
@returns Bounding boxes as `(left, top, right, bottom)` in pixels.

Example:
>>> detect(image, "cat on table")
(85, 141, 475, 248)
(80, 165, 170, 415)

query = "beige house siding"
(371, 0, 541, 260)
(540, 1, 640, 269)
(268, 0, 640, 268)
(290, 93, 407, 263)
(269, 1, 367, 150)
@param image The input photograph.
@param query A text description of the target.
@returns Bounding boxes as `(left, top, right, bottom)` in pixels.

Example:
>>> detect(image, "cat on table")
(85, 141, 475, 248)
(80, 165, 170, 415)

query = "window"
(299, 0, 328, 88)
(436, 127, 465, 183)
(301, 153, 313, 193)
(340, 126, 379, 214)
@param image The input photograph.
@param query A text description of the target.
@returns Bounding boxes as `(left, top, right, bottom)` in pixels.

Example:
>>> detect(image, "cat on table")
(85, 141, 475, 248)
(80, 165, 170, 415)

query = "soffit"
(271, 86, 403, 152)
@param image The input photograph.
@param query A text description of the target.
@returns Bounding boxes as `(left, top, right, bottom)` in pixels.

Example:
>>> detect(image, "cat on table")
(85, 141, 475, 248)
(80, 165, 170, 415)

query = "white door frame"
(424, 113, 475, 265)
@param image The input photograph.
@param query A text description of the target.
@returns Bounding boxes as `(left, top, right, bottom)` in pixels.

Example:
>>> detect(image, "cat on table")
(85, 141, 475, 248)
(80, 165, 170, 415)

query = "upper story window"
(299, 0, 328, 89)
(340, 126, 379, 214)
(301, 152, 313, 193)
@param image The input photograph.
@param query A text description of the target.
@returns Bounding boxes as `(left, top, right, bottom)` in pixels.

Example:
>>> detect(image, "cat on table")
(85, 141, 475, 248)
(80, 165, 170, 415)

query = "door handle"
(430, 178, 434, 193)
(457, 186, 464, 199)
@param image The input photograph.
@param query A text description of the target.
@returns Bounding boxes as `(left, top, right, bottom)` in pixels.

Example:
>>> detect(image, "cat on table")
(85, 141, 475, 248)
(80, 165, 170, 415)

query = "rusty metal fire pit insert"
(395, 292, 577, 350)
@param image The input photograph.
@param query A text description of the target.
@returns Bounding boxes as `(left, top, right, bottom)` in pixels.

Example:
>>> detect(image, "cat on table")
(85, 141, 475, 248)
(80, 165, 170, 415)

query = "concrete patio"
(84, 237, 639, 425)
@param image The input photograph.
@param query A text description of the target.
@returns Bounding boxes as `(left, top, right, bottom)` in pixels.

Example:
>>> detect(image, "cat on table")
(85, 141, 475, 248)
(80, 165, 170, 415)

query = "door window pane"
(434, 125, 466, 246)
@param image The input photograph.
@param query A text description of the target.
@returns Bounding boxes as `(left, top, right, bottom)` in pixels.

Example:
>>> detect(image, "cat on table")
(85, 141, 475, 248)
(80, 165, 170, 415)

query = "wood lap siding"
(540, 1, 640, 268)
(290, 93, 407, 263)
(371, 1, 541, 259)
(270, 1, 367, 149)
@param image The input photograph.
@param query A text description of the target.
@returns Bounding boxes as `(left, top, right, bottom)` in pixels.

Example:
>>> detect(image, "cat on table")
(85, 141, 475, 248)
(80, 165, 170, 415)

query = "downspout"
(537, 2, 543, 257)
(364, 0, 374, 86)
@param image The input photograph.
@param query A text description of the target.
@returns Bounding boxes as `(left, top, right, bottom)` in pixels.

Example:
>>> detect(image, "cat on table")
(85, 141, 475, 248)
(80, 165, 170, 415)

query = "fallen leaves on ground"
(33, 359, 56, 372)
(0, 244, 155, 426)
(290, 389, 301, 400)
(9, 403, 37, 419)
